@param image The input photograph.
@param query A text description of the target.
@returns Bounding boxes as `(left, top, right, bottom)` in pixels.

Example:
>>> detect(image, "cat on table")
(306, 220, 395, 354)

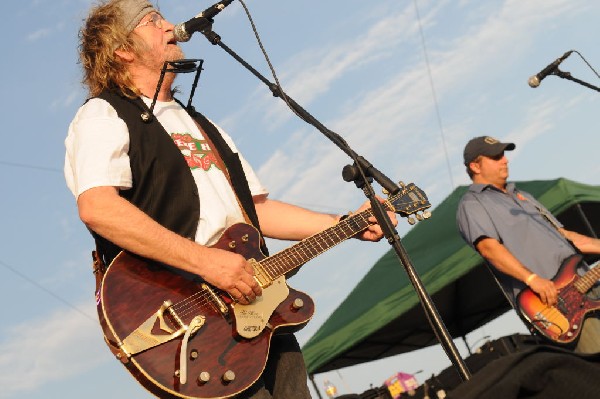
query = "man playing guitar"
(457, 136, 600, 353)
(65, 1, 397, 398)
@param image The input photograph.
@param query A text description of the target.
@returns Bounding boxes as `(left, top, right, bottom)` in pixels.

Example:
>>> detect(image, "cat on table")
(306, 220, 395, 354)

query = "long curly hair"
(78, 1, 145, 97)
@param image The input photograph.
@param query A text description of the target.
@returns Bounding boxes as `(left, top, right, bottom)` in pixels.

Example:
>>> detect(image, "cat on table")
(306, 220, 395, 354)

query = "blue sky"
(1, 0, 600, 398)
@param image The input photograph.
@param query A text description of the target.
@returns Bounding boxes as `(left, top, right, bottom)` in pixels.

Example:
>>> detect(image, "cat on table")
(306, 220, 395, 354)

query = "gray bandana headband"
(115, 0, 156, 33)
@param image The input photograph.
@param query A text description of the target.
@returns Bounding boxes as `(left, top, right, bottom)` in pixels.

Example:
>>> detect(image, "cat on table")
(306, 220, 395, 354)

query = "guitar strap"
(188, 108, 269, 256)
(191, 119, 252, 225)
(529, 199, 583, 255)
(91, 101, 269, 280)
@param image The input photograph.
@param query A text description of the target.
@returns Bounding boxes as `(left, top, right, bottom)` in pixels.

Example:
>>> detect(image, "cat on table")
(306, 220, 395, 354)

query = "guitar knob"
(292, 298, 304, 310)
(222, 370, 236, 383)
(407, 217, 416, 225)
(422, 211, 431, 219)
(198, 372, 211, 383)
(416, 214, 423, 221)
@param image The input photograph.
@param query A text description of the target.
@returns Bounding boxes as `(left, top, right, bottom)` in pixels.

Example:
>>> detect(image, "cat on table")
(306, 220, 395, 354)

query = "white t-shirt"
(64, 97, 267, 246)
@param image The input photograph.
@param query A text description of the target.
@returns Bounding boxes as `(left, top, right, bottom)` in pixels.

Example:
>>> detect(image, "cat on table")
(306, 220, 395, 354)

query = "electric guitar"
(517, 254, 600, 346)
(95, 183, 431, 399)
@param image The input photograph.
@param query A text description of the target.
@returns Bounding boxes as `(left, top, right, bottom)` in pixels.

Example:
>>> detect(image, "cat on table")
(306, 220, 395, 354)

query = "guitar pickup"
(249, 258, 273, 288)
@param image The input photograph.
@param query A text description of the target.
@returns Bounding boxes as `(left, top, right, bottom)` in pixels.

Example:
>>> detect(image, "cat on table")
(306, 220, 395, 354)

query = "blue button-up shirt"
(456, 182, 576, 303)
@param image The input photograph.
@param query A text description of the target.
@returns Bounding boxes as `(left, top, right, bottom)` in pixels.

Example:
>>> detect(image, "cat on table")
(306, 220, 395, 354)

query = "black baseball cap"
(463, 136, 515, 165)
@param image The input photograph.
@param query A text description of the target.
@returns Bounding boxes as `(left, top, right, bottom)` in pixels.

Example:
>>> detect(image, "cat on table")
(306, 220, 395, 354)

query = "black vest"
(93, 90, 263, 263)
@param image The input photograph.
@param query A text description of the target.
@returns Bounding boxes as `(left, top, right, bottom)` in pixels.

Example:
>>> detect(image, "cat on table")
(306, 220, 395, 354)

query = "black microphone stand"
(552, 68, 600, 93)
(197, 25, 471, 382)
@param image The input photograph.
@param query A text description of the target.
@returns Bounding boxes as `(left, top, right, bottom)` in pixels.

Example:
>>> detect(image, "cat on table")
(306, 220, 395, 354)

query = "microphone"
(528, 50, 573, 88)
(173, 0, 235, 42)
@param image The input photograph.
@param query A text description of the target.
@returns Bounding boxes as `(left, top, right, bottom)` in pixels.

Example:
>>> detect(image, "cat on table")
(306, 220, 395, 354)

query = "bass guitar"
(95, 183, 430, 398)
(517, 254, 600, 346)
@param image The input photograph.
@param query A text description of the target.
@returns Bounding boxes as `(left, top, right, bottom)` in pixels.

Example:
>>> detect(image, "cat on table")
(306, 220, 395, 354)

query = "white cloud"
(221, 2, 424, 135)
(51, 88, 82, 110)
(0, 304, 107, 397)
(26, 28, 52, 42)
(256, 0, 592, 209)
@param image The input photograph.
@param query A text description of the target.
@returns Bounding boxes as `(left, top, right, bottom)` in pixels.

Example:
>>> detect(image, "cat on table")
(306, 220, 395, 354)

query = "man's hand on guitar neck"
(343, 197, 399, 242)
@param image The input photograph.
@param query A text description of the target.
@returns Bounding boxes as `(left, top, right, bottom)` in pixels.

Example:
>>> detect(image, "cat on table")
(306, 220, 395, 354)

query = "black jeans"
(235, 334, 312, 399)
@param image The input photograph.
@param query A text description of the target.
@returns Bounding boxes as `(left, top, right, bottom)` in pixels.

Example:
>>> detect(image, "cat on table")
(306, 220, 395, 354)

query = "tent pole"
(575, 203, 597, 238)
(462, 336, 472, 356)
(309, 374, 324, 399)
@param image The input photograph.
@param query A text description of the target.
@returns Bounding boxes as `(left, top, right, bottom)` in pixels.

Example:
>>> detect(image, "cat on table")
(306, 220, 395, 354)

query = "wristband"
(525, 273, 537, 286)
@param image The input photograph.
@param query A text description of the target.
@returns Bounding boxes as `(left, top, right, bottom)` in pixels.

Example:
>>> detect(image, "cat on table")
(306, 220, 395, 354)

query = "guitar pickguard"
(233, 276, 289, 338)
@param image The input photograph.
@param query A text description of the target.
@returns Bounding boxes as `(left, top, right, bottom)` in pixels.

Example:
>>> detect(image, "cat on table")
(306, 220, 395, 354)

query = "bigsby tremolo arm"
(178, 315, 206, 384)
(120, 300, 188, 356)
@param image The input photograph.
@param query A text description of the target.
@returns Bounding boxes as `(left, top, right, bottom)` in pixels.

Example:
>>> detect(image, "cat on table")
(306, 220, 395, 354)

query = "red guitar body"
(517, 254, 600, 346)
(97, 224, 314, 399)
(92, 183, 431, 398)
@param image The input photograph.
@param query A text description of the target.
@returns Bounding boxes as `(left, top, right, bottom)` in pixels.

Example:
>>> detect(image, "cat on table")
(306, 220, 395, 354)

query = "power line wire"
(0, 160, 61, 173)
(413, 0, 455, 189)
(0, 258, 96, 323)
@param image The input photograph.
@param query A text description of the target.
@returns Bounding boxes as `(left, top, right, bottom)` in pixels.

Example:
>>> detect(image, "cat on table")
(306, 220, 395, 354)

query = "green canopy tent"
(302, 178, 600, 375)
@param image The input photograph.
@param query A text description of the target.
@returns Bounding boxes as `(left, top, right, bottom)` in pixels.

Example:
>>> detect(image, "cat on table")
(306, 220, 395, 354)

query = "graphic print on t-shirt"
(170, 132, 220, 171)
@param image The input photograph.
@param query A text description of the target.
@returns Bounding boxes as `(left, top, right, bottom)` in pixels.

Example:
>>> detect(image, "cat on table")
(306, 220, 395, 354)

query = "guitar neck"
(259, 208, 375, 279)
(575, 262, 600, 293)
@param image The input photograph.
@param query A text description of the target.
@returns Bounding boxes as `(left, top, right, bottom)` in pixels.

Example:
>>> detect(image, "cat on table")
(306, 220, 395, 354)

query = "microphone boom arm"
(553, 68, 600, 93)
(201, 30, 400, 195)
(196, 26, 473, 382)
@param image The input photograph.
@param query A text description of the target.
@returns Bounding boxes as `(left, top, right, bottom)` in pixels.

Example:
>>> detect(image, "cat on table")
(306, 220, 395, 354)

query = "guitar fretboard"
(574, 264, 600, 293)
(253, 183, 429, 282)
(260, 209, 374, 280)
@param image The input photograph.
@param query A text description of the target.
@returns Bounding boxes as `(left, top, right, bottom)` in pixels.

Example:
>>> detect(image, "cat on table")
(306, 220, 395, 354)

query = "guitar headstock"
(386, 182, 431, 225)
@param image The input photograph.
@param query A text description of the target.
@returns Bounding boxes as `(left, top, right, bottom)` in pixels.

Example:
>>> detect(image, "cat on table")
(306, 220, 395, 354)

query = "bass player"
(456, 136, 600, 353)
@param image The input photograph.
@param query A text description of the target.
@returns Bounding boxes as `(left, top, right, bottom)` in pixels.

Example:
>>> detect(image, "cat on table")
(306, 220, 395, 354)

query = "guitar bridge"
(120, 300, 187, 356)
(532, 310, 568, 336)
(533, 311, 553, 330)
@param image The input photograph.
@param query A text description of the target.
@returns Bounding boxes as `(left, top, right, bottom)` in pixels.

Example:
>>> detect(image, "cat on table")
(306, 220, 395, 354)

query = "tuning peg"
(382, 188, 389, 196)
(407, 217, 416, 225)
(422, 211, 432, 219)
(398, 181, 406, 188)
(416, 213, 424, 221)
